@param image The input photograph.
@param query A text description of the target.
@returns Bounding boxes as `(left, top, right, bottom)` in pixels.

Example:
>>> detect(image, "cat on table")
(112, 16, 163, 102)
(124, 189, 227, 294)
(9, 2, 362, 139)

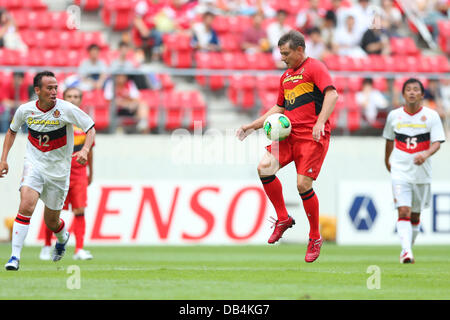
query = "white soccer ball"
(263, 113, 292, 141)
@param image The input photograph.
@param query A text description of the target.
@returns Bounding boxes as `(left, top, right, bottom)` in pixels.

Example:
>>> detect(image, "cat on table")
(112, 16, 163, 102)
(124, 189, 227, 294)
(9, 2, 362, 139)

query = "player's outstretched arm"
(0, 129, 17, 178)
(236, 105, 285, 141)
(385, 139, 394, 172)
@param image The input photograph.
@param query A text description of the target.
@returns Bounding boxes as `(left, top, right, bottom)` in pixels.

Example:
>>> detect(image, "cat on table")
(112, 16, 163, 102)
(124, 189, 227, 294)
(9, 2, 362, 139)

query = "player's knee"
(398, 207, 411, 219)
(257, 161, 275, 177)
(297, 181, 312, 194)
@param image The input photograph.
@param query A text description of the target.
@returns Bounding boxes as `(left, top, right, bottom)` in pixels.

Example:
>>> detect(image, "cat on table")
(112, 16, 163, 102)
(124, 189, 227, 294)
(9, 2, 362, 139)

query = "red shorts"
(63, 177, 88, 211)
(265, 132, 330, 180)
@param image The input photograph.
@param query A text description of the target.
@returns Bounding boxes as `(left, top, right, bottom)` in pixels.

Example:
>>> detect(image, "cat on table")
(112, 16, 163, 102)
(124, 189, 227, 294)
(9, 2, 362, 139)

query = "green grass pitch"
(0, 243, 449, 300)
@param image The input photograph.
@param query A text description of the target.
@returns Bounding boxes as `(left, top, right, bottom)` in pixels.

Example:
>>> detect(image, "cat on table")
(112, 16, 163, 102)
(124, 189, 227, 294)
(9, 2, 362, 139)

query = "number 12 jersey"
(10, 99, 95, 181)
(383, 106, 446, 184)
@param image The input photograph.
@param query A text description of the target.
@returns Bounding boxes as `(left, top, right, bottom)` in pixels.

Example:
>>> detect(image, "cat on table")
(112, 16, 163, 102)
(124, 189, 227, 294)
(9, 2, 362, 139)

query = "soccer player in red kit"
(237, 30, 338, 262)
(40, 87, 94, 261)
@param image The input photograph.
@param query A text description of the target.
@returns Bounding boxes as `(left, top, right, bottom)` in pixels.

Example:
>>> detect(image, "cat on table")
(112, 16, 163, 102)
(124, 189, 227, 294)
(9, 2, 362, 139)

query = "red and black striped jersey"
(276, 57, 335, 137)
(383, 106, 446, 183)
(10, 99, 95, 180)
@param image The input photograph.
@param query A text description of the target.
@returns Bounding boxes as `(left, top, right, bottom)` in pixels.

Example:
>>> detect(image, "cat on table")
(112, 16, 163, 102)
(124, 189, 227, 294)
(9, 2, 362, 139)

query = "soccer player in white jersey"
(383, 78, 446, 264)
(0, 71, 96, 271)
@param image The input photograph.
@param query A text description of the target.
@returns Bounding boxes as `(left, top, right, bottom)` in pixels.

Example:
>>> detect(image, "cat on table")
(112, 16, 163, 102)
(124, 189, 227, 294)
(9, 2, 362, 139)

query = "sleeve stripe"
(85, 123, 95, 133)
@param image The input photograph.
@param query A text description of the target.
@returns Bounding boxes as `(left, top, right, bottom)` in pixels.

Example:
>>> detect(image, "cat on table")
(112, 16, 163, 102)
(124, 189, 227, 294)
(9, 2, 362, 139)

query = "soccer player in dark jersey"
(237, 30, 338, 262)
(40, 87, 94, 261)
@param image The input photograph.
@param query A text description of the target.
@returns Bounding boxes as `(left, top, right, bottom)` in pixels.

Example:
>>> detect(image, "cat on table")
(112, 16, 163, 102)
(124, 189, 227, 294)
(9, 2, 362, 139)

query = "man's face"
(279, 43, 303, 69)
(64, 89, 82, 107)
(403, 82, 424, 105)
(89, 47, 99, 60)
(35, 76, 58, 105)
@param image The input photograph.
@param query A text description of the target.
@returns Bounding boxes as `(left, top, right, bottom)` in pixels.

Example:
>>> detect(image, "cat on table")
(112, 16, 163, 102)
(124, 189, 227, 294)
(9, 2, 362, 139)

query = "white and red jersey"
(10, 99, 95, 180)
(383, 106, 446, 184)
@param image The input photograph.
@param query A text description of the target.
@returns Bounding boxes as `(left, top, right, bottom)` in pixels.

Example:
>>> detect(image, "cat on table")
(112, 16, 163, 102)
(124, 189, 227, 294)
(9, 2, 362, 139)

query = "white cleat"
(400, 250, 415, 264)
(39, 246, 52, 261)
(73, 249, 93, 260)
(5, 256, 20, 271)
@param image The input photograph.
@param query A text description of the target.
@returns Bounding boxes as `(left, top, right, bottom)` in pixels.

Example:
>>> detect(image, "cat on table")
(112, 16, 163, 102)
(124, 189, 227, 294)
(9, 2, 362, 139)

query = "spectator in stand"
(332, 13, 367, 57)
(380, 0, 403, 37)
(422, 0, 448, 40)
(153, 0, 197, 34)
(0, 72, 31, 133)
(439, 78, 450, 133)
(356, 78, 389, 125)
(305, 27, 329, 61)
(110, 41, 139, 74)
(352, 0, 381, 37)
(191, 11, 221, 52)
(295, 0, 327, 34)
(133, 0, 164, 62)
(196, 0, 223, 15)
(360, 13, 390, 55)
(104, 74, 149, 133)
(0, 8, 27, 52)
(267, 9, 292, 69)
(216, 0, 275, 17)
(241, 12, 270, 54)
(78, 44, 108, 91)
(321, 10, 337, 51)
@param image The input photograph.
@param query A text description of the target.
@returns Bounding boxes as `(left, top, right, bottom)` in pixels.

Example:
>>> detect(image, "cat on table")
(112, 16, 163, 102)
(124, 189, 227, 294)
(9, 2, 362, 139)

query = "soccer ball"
(263, 113, 291, 141)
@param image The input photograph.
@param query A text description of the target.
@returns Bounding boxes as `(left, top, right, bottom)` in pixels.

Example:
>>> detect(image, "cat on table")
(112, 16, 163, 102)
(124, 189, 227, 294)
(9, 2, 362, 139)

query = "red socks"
(73, 214, 86, 252)
(260, 175, 289, 221)
(300, 189, 321, 240)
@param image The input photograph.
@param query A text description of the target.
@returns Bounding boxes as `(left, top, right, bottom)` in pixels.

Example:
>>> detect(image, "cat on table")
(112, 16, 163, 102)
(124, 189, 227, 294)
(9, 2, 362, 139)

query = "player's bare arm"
(73, 127, 96, 165)
(385, 139, 394, 172)
(413, 141, 441, 165)
(236, 105, 285, 141)
(312, 88, 338, 142)
(0, 129, 17, 178)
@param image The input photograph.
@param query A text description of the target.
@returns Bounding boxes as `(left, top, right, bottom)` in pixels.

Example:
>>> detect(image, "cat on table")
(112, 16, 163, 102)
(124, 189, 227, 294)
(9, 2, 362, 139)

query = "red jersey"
(276, 57, 334, 136)
(70, 126, 90, 180)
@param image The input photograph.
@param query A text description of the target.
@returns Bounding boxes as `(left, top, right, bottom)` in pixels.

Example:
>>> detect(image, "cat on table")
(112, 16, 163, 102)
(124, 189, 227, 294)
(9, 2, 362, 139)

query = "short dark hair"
(307, 27, 321, 36)
(118, 40, 129, 48)
(33, 71, 56, 88)
(402, 78, 424, 94)
(87, 43, 100, 51)
(278, 30, 306, 50)
(276, 9, 288, 16)
(362, 78, 373, 86)
(63, 87, 83, 100)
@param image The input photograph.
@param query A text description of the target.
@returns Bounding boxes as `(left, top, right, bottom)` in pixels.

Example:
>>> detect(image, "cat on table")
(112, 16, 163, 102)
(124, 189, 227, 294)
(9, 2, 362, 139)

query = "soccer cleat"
(52, 232, 70, 262)
(5, 256, 20, 271)
(39, 246, 52, 261)
(400, 250, 415, 264)
(268, 216, 295, 244)
(305, 238, 323, 263)
(73, 249, 93, 261)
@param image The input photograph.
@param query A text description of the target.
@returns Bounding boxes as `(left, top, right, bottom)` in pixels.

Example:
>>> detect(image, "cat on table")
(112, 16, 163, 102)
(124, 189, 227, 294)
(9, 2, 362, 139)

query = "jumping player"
(383, 78, 445, 264)
(40, 87, 94, 261)
(236, 30, 338, 263)
(1, 71, 95, 271)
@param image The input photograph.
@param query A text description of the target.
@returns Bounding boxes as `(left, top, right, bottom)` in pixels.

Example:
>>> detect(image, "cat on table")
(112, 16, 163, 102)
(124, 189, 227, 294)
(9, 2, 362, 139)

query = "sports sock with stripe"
(54, 219, 68, 244)
(11, 214, 31, 259)
(397, 218, 412, 252)
(260, 175, 289, 221)
(300, 189, 321, 239)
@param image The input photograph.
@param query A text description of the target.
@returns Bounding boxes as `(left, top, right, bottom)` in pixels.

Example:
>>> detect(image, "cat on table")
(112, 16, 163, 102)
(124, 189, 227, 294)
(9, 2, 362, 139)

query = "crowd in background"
(0, 0, 449, 134)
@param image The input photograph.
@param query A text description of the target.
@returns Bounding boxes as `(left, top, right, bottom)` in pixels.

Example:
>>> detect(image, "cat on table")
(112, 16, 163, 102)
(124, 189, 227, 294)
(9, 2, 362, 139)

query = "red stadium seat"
(226, 16, 252, 34)
(82, 90, 110, 131)
(228, 74, 256, 110)
(9, 10, 28, 30)
(346, 94, 361, 132)
(163, 92, 185, 130)
(257, 74, 279, 93)
(220, 34, 240, 52)
(390, 37, 420, 56)
(74, 0, 101, 11)
(372, 77, 388, 92)
(139, 89, 160, 130)
(258, 90, 278, 115)
(212, 15, 229, 35)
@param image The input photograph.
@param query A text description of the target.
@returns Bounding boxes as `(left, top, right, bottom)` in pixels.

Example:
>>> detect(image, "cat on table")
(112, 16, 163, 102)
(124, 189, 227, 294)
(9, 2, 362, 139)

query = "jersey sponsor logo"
(283, 74, 304, 84)
(394, 132, 430, 154)
(396, 123, 427, 129)
(27, 117, 60, 126)
(28, 125, 67, 152)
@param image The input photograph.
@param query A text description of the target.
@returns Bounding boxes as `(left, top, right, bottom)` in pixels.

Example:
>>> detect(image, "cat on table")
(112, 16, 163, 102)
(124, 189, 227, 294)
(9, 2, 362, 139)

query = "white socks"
(54, 219, 68, 244)
(11, 214, 31, 259)
(397, 219, 412, 252)
(412, 222, 421, 245)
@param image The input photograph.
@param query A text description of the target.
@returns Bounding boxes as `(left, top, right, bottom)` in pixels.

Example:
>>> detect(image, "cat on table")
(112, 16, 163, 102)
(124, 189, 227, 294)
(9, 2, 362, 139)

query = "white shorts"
(392, 180, 431, 213)
(20, 161, 70, 211)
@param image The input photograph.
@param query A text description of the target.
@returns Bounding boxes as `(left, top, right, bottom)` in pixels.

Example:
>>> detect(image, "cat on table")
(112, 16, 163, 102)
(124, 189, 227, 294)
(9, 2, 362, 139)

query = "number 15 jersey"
(383, 106, 445, 184)
(10, 99, 95, 181)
